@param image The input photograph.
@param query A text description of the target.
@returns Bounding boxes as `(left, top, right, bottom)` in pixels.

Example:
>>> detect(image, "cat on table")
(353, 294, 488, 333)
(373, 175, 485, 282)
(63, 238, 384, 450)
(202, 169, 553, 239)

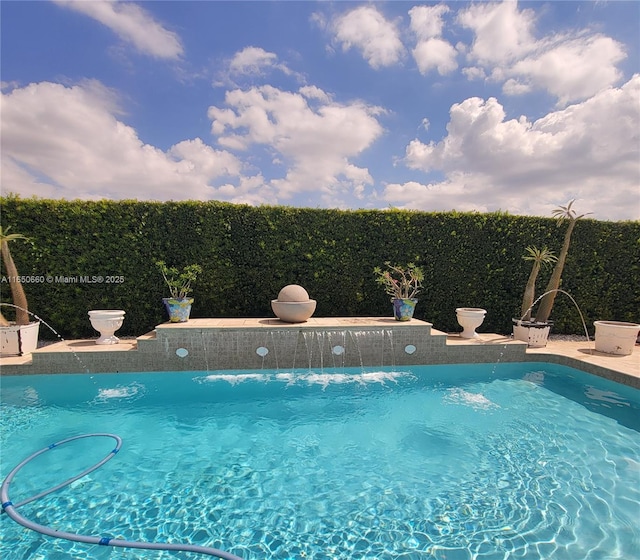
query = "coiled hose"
(1, 433, 243, 559)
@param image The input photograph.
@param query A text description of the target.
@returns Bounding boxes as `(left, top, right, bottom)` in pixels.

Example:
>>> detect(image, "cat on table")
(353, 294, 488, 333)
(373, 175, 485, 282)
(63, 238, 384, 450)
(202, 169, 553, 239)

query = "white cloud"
(299, 85, 332, 103)
(457, 1, 538, 66)
(0, 81, 248, 201)
(409, 4, 449, 40)
(390, 75, 640, 221)
(462, 66, 486, 81)
(54, 0, 183, 60)
(1, 157, 61, 200)
(409, 5, 457, 76)
(2, 80, 384, 207)
(502, 78, 531, 96)
(228, 46, 294, 78)
(208, 85, 384, 200)
(322, 2, 626, 104)
(229, 47, 278, 75)
(412, 38, 458, 76)
(214, 46, 303, 90)
(457, 2, 626, 105)
(215, 174, 275, 206)
(5, 3, 636, 220)
(383, 177, 494, 214)
(510, 35, 626, 105)
(331, 6, 405, 69)
(169, 139, 242, 179)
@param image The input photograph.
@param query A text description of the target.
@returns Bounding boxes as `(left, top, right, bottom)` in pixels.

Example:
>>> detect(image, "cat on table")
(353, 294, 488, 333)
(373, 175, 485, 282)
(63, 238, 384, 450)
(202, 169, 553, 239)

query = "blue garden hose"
(1, 433, 243, 560)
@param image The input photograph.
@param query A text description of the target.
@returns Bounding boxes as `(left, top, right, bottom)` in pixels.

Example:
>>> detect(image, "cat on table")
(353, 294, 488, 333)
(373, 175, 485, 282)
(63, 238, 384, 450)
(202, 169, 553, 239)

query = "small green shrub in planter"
(156, 260, 202, 322)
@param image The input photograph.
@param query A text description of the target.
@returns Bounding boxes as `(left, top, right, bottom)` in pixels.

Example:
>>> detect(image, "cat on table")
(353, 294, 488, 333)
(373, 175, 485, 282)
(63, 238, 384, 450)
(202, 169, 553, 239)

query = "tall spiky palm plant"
(0, 226, 30, 326)
(520, 246, 557, 322)
(534, 200, 591, 324)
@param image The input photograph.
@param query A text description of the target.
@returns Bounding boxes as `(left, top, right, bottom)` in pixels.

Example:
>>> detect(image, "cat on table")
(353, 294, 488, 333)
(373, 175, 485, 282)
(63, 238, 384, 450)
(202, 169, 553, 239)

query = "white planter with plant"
(0, 226, 40, 356)
(156, 261, 202, 323)
(513, 201, 590, 347)
(374, 262, 424, 321)
(513, 246, 557, 347)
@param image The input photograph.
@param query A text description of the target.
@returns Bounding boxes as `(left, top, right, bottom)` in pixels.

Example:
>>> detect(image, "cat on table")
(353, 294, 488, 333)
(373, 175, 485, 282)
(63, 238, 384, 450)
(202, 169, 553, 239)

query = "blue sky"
(1, 1, 638, 221)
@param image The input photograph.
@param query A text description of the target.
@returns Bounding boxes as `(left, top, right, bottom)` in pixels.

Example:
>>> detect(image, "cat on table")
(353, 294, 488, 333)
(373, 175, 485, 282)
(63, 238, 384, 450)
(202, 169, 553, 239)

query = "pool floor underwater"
(1, 362, 639, 559)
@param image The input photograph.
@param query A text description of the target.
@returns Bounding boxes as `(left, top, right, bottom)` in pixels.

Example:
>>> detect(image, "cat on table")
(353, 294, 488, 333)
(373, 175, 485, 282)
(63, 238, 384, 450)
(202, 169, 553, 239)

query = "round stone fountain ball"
(277, 284, 311, 302)
(271, 284, 316, 322)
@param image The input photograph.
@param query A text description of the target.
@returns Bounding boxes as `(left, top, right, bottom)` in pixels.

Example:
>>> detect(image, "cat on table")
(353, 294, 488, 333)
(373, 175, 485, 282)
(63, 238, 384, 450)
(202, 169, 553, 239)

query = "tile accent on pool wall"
(5, 319, 425, 372)
(1, 317, 637, 387)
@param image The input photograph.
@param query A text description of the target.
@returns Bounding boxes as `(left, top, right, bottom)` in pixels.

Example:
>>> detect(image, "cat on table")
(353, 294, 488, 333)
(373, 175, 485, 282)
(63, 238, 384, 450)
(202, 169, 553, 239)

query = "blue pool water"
(1, 362, 639, 559)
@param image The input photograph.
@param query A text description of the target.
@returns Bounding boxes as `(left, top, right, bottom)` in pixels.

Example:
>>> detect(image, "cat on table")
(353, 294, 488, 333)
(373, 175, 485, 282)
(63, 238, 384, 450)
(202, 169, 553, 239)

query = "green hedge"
(1, 195, 638, 340)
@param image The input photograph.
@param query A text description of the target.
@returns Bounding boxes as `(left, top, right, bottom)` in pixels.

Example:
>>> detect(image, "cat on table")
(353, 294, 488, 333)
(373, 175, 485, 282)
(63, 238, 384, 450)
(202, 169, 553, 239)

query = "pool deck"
(1, 317, 638, 388)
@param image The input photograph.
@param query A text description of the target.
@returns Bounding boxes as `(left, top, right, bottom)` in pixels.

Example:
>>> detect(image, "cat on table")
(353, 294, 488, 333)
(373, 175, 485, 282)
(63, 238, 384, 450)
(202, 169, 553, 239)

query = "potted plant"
(512, 246, 557, 346)
(513, 200, 590, 347)
(373, 262, 424, 321)
(156, 260, 202, 323)
(0, 226, 40, 356)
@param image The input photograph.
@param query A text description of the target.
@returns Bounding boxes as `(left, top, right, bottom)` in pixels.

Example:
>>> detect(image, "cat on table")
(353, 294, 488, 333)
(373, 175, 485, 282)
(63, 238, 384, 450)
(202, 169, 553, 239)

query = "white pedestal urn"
(593, 321, 640, 355)
(271, 284, 316, 323)
(0, 321, 40, 356)
(88, 310, 125, 345)
(456, 308, 487, 338)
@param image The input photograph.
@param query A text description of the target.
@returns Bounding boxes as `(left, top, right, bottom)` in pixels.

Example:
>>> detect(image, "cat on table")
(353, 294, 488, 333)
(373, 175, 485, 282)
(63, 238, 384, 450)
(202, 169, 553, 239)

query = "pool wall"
(0, 318, 523, 373)
(1, 317, 637, 388)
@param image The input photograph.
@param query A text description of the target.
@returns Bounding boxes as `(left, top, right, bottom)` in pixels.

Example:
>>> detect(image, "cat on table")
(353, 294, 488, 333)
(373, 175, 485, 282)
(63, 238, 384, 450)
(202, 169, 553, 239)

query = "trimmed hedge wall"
(1, 196, 638, 340)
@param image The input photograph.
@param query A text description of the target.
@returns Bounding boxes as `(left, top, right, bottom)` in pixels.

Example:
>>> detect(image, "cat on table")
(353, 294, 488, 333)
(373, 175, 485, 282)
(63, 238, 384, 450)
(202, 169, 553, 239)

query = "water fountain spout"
(516, 289, 592, 352)
(0, 303, 90, 370)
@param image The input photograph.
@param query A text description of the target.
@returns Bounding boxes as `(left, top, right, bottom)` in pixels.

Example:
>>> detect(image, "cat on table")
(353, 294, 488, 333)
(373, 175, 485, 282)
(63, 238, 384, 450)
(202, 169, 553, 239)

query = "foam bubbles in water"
(360, 371, 405, 384)
(94, 383, 145, 402)
(445, 388, 498, 410)
(198, 370, 411, 389)
(203, 373, 268, 385)
(275, 372, 295, 384)
(301, 370, 408, 390)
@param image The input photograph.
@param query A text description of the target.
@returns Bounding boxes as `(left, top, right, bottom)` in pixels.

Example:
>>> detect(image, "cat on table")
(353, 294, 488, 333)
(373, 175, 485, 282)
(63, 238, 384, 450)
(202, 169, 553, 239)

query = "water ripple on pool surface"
(1, 368, 639, 559)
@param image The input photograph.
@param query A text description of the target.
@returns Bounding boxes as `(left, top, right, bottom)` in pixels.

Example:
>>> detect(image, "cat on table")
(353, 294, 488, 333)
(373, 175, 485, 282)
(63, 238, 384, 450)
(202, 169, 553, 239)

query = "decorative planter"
(0, 321, 40, 356)
(513, 319, 552, 348)
(593, 321, 639, 356)
(163, 297, 194, 323)
(456, 308, 486, 338)
(271, 300, 317, 323)
(271, 284, 316, 323)
(88, 310, 125, 344)
(392, 298, 418, 321)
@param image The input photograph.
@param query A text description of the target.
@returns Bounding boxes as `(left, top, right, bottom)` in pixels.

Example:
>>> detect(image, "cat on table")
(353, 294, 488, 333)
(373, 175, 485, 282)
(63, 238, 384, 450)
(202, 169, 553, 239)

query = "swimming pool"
(1, 362, 639, 559)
